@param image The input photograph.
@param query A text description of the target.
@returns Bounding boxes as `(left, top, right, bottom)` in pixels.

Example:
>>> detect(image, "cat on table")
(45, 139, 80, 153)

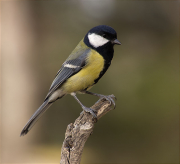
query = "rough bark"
(60, 95, 116, 164)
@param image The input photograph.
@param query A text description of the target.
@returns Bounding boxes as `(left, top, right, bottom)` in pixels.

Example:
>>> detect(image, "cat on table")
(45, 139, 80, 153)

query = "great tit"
(20, 25, 121, 136)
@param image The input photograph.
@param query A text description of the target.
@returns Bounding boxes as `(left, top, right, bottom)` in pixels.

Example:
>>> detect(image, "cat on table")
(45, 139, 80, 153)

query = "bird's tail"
(20, 100, 52, 136)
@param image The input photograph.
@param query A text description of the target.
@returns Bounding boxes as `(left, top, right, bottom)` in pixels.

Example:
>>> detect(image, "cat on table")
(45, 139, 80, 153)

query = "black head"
(84, 25, 121, 49)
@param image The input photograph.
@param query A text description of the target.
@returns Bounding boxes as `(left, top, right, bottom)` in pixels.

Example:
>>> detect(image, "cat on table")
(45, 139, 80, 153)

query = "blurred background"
(1, 1, 179, 163)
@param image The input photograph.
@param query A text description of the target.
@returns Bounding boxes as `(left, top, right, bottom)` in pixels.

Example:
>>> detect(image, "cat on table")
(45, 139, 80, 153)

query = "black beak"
(113, 39, 121, 45)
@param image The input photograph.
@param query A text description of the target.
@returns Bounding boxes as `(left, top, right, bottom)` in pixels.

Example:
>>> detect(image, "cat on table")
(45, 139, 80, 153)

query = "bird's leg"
(70, 92, 97, 118)
(82, 91, 116, 109)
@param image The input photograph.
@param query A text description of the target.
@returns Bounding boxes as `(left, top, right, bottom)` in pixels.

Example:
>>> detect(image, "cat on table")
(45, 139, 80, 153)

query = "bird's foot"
(82, 106, 97, 121)
(98, 94, 116, 109)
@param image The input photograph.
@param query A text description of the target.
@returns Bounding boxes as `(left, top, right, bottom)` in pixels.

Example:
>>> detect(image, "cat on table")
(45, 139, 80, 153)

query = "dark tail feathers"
(20, 101, 52, 136)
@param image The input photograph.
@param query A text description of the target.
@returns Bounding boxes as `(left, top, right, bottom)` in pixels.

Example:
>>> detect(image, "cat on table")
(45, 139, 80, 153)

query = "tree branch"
(60, 95, 116, 164)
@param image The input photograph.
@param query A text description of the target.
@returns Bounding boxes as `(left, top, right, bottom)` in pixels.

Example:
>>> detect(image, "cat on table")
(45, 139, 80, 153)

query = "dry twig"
(60, 95, 116, 164)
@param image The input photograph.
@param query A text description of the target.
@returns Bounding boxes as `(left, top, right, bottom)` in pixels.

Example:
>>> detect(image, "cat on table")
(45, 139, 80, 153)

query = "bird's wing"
(44, 48, 91, 101)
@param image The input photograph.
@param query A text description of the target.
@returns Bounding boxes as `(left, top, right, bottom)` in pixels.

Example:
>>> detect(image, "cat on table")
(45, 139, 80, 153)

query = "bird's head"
(84, 25, 121, 49)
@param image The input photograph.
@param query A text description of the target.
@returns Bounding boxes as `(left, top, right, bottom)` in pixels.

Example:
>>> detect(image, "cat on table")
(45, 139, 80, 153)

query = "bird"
(20, 25, 121, 136)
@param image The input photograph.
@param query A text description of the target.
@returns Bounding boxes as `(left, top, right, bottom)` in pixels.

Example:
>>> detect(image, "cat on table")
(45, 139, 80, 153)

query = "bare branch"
(60, 95, 116, 164)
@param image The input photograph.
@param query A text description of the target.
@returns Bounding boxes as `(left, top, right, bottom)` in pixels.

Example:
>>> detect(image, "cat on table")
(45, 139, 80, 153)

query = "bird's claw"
(82, 106, 97, 120)
(99, 95, 116, 109)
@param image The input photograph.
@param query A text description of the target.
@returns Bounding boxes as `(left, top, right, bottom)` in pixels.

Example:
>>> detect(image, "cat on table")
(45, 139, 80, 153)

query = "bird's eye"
(102, 34, 107, 38)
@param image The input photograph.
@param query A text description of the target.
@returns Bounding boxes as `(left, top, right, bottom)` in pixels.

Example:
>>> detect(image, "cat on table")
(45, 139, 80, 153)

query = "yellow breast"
(62, 50, 104, 93)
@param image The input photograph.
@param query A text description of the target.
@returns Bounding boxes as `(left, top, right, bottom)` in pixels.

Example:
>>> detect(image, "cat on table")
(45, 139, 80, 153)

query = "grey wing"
(44, 49, 90, 101)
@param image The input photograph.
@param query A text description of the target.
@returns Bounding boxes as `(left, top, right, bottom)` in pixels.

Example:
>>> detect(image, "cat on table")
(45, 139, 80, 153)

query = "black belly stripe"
(94, 62, 111, 84)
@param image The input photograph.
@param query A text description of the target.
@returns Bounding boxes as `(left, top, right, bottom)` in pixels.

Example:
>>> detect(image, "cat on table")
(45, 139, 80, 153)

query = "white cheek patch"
(88, 33, 109, 48)
(64, 63, 80, 69)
